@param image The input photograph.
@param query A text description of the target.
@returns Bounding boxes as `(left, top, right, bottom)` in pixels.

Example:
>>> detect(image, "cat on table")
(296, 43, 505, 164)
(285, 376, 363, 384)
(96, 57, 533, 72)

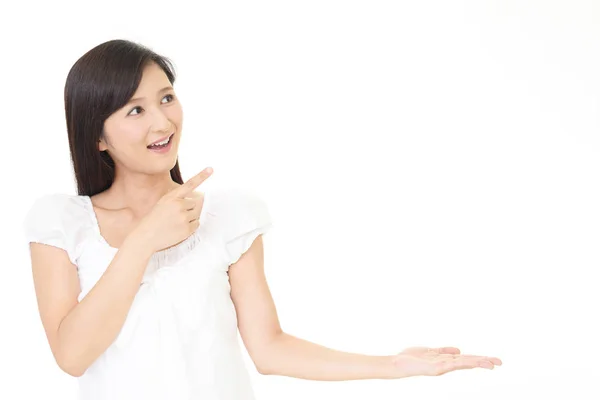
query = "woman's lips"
(147, 132, 174, 147)
(147, 133, 174, 152)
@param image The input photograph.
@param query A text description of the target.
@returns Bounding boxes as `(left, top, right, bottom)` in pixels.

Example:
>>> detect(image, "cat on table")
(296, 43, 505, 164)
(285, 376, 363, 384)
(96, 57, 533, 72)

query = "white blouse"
(23, 187, 274, 400)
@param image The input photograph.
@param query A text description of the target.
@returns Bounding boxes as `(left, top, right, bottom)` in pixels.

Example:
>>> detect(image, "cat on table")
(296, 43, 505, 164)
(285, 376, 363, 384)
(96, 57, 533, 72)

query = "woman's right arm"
(29, 169, 212, 377)
(29, 229, 153, 377)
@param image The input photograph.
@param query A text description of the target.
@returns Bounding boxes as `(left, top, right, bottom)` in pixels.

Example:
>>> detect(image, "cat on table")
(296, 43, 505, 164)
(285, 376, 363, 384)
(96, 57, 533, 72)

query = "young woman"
(24, 39, 502, 400)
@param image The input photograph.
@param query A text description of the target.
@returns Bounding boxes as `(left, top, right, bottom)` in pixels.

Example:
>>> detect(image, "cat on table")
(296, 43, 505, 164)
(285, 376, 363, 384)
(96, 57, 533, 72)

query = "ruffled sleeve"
(23, 193, 82, 265)
(214, 187, 274, 267)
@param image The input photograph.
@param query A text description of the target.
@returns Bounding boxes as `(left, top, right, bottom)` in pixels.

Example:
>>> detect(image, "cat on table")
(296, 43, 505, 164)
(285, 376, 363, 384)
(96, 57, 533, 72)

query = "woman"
(24, 39, 502, 400)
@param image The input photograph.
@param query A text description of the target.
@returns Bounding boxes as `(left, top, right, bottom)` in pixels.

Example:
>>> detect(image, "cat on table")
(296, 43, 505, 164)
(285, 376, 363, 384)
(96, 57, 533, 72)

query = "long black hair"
(64, 39, 184, 196)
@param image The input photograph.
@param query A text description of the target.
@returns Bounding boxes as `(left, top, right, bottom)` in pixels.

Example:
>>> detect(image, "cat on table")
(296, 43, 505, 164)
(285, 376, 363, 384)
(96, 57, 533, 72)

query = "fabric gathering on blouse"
(22, 187, 274, 400)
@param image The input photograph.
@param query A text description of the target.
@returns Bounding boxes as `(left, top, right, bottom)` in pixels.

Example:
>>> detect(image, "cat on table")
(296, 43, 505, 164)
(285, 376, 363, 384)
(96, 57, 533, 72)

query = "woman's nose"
(150, 108, 172, 133)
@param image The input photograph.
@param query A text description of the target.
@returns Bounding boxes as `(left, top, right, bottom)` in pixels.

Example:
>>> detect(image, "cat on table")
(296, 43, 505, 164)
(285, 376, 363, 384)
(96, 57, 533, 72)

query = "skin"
(93, 62, 186, 243)
(29, 62, 203, 377)
(30, 61, 502, 380)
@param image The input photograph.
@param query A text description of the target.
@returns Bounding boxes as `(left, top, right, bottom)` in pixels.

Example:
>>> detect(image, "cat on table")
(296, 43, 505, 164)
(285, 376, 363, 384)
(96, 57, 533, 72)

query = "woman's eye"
(128, 106, 143, 116)
(161, 94, 175, 103)
(127, 94, 175, 116)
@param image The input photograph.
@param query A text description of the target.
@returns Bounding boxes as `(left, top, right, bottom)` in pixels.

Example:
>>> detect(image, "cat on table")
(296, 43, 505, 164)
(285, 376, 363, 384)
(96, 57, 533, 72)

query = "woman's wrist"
(380, 355, 408, 379)
(123, 227, 156, 258)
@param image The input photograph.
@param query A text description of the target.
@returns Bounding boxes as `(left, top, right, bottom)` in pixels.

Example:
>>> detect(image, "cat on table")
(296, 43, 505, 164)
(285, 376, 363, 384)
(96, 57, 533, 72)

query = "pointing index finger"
(173, 167, 213, 198)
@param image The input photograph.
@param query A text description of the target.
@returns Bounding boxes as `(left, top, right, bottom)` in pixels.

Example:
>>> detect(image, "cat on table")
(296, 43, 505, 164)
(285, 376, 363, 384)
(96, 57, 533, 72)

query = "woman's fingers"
(182, 193, 205, 222)
(452, 354, 503, 365)
(430, 347, 502, 366)
(435, 353, 502, 365)
(432, 347, 461, 355)
(432, 357, 490, 376)
(403, 346, 461, 355)
(431, 354, 502, 376)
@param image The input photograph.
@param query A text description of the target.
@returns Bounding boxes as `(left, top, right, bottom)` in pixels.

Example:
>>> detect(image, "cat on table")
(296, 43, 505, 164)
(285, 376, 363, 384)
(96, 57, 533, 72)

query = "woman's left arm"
(228, 235, 502, 380)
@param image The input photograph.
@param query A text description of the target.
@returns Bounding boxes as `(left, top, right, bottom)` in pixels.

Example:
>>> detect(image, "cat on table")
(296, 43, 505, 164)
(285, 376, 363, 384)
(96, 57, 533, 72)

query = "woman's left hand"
(388, 346, 503, 378)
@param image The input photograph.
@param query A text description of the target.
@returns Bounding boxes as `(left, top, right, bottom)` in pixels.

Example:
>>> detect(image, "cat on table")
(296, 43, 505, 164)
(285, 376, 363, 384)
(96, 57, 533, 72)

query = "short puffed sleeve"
(23, 193, 84, 265)
(214, 188, 274, 267)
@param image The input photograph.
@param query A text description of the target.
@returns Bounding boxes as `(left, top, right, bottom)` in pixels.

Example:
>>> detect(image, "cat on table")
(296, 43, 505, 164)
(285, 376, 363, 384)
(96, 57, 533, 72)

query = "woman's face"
(100, 62, 183, 176)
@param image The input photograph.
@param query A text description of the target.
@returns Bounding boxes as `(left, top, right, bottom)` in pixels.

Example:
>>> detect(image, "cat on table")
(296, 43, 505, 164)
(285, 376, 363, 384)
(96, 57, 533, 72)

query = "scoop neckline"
(82, 195, 199, 255)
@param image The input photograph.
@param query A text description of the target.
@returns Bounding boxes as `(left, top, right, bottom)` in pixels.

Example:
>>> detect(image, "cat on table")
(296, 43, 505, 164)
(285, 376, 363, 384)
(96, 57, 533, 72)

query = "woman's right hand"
(133, 167, 214, 253)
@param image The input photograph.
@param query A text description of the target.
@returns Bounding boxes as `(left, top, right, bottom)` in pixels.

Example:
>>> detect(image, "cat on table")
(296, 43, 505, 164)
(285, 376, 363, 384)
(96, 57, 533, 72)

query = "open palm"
(390, 346, 503, 378)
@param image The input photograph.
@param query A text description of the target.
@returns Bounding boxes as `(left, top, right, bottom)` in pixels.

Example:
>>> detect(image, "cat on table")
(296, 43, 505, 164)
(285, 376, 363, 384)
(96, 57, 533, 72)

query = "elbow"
(252, 352, 273, 375)
(64, 368, 85, 378)
(256, 364, 271, 375)
(53, 323, 89, 377)
(254, 347, 279, 376)
(58, 359, 86, 378)
(59, 361, 86, 378)
(253, 332, 285, 376)
(56, 351, 87, 378)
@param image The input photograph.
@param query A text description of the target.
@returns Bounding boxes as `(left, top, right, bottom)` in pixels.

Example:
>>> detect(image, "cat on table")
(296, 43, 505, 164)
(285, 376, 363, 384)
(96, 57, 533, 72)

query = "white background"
(1, 0, 599, 398)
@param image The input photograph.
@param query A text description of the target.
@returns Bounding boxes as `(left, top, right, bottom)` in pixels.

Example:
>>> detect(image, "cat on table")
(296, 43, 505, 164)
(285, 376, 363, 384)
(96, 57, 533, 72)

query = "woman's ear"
(98, 138, 107, 152)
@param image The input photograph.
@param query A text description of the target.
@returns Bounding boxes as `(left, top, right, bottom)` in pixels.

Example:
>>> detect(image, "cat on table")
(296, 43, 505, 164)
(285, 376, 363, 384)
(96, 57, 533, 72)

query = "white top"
(22, 187, 274, 400)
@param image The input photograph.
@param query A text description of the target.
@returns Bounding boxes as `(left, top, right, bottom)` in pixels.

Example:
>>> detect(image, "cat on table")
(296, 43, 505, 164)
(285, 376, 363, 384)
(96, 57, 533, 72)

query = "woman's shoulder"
(23, 193, 93, 265)
(204, 185, 266, 206)
(202, 186, 260, 217)
(202, 186, 272, 232)
(201, 186, 273, 266)
(26, 192, 89, 217)
(24, 193, 92, 235)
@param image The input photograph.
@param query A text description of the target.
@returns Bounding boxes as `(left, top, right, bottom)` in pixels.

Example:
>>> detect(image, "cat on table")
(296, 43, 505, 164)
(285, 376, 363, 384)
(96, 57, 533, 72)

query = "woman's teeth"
(148, 135, 172, 148)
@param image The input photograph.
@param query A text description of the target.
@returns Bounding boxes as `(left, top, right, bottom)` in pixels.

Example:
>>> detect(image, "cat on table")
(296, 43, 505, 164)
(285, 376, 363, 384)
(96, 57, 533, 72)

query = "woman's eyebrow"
(127, 86, 174, 104)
